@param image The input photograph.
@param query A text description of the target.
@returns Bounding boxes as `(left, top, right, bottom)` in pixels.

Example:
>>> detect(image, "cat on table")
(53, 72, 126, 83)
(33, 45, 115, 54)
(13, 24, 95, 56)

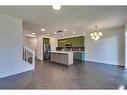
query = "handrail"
(23, 46, 33, 53)
(23, 46, 35, 66)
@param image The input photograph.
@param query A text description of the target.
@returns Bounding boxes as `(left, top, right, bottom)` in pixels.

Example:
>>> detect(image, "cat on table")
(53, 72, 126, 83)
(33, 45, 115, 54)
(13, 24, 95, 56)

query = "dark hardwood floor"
(0, 60, 127, 89)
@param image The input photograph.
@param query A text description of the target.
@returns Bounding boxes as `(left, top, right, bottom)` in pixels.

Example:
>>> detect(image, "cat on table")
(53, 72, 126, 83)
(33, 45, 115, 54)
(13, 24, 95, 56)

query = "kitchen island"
(50, 51, 73, 65)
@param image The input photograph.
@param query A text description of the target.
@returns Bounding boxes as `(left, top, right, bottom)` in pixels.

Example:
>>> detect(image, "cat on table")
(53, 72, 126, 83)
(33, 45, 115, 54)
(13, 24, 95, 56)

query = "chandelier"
(90, 25, 102, 41)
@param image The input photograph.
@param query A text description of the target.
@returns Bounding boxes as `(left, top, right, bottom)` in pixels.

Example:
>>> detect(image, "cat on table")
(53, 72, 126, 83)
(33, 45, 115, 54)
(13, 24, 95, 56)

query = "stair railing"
(23, 46, 35, 65)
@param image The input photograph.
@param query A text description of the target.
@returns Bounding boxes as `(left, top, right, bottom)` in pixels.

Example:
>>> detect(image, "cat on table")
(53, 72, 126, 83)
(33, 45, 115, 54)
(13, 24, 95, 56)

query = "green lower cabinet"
(73, 52, 78, 60)
(78, 52, 82, 61)
(73, 52, 85, 61)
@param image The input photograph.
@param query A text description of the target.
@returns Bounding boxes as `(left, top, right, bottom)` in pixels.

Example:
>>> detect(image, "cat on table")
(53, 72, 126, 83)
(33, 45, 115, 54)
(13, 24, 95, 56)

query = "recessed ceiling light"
(32, 33, 35, 35)
(73, 32, 75, 34)
(54, 32, 57, 34)
(41, 28, 46, 31)
(63, 29, 67, 31)
(25, 35, 37, 38)
(47, 34, 50, 36)
(62, 34, 64, 36)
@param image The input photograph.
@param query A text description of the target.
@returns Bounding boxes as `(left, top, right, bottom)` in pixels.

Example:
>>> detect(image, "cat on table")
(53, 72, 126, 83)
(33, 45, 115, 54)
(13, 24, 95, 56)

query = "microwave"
(65, 43, 72, 47)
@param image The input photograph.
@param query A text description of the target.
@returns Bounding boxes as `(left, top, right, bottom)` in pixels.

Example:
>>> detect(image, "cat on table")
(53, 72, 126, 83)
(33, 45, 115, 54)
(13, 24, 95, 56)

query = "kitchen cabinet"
(73, 51, 85, 61)
(75, 37, 84, 47)
(58, 36, 84, 47)
(58, 39, 67, 47)
(43, 38, 49, 44)
(50, 51, 73, 65)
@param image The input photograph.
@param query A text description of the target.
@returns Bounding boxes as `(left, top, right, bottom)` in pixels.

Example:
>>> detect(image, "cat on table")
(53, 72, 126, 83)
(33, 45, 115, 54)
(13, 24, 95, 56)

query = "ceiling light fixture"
(63, 29, 67, 31)
(54, 32, 57, 34)
(31, 33, 35, 35)
(90, 25, 102, 41)
(73, 32, 75, 34)
(47, 34, 50, 36)
(41, 28, 46, 31)
(62, 34, 64, 36)
(52, 0, 61, 10)
(25, 34, 37, 38)
(52, 4, 61, 10)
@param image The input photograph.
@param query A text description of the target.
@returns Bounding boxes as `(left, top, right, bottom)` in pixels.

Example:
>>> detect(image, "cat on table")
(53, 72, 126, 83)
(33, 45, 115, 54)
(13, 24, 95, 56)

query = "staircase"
(23, 46, 35, 68)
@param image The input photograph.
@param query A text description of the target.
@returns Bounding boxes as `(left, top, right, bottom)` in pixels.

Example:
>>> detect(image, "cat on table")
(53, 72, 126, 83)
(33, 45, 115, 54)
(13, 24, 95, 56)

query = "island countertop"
(49, 51, 73, 54)
(49, 51, 84, 53)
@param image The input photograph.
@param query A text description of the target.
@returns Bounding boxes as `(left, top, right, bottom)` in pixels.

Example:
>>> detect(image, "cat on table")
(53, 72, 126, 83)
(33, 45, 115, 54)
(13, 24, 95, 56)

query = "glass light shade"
(94, 32, 97, 36)
(90, 33, 94, 36)
(98, 32, 102, 36)
(92, 36, 95, 39)
(96, 35, 100, 39)
(94, 38, 98, 41)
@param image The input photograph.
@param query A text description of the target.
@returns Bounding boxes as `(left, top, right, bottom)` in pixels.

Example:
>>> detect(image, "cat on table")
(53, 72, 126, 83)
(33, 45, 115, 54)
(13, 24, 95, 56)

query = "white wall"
(24, 37, 37, 56)
(125, 31, 127, 68)
(24, 37, 37, 50)
(37, 36, 43, 60)
(85, 27, 125, 66)
(124, 25, 127, 68)
(0, 13, 33, 78)
(50, 37, 57, 51)
(23, 29, 37, 50)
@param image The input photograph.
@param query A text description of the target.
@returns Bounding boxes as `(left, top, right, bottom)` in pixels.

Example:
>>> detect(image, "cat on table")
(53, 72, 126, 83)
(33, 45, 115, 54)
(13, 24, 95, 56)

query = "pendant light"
(90, 25, 102, 41)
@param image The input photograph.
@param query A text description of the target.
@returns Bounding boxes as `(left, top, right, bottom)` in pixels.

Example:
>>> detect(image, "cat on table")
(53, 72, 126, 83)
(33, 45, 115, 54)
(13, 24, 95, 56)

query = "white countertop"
(49, 51, 84, 54)
(72, 51, 85, 52)
(50, 51, 73, 54)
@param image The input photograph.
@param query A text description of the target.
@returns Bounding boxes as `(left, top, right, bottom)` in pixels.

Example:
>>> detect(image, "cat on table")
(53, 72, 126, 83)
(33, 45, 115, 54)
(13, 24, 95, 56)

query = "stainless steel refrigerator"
(43, 43, 50, 60)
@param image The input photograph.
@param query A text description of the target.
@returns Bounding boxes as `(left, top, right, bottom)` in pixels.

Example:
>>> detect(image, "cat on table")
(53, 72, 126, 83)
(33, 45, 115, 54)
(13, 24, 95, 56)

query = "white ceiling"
(0, 6, 127, 38)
